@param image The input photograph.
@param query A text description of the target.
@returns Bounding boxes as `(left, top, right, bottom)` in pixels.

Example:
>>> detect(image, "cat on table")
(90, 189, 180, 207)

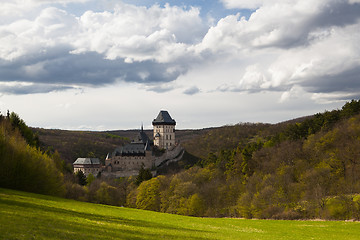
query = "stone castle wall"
(154, 144, 183, 167)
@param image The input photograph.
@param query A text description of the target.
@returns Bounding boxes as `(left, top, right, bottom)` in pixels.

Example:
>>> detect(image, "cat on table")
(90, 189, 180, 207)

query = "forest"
(1, 100, 360, 220)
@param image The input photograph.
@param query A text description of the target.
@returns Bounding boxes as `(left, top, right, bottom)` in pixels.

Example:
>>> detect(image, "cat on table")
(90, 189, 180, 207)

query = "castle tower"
(152, 110, 176, 149)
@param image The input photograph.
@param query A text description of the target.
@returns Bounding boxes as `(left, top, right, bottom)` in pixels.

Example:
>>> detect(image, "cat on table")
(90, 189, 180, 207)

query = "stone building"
(104, 126, 155, 175)
(73, 158, 101, 177)
(153, 110, 176, 149)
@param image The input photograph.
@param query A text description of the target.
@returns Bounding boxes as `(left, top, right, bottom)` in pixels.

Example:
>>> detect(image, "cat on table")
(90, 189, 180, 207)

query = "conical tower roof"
(152, 110, 176, 125)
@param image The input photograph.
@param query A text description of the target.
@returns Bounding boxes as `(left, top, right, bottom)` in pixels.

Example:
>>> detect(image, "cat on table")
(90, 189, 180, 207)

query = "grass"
(1, 188, 359, 240)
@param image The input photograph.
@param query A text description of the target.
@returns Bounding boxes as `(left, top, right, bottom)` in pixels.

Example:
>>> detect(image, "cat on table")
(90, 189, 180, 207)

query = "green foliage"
(135, 164, 152, 185)
(136, 177, 161, 211)
(326, 196, 353, 220)
(95, 181, 121, 205)
(341, 99, 360, 118)
(0, 119, 64, 196)
(7, 112, 40, 148)
(240, 141, 263, 179)
(104, 133, 130, 141)
(86, 173, 96, 185)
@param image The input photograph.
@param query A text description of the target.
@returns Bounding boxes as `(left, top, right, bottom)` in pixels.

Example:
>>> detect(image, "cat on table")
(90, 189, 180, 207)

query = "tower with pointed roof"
(152, 110, 176, 149)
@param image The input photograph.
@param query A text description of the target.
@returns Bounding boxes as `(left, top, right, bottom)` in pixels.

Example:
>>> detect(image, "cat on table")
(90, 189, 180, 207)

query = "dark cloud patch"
(183, 86, 200, 95)
(301, 67, 360, 94)
(256, 1, 360, 49)
(315, 1, 360, 28)
(0, 83, 74, 95)
(0, 47, 187, 94)
(146, 84, 176, 93)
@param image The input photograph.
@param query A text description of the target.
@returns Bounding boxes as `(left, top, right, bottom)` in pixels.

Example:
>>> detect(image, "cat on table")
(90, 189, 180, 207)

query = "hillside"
(125, 100, 360, 219)
(33, 115, 309, 166)
(1, 188, 359, 240)
(33, 128, 207, 164)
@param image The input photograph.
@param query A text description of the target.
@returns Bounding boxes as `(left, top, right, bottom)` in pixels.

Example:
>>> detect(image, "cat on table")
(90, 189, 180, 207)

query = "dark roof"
(113, 143, 146, 157)
(152, 110, 176, 125)
(112, 129, 152, 157)
(132, 130, 150, 145)
(73, 158, 101, 165)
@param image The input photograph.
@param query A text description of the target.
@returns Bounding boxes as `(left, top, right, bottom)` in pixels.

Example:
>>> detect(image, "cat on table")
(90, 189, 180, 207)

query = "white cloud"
(0, 7, 79, 61)
(73, 3, 206, 62)
(279, 85, 306, 103)
(239, 65, 268, 90)
(194, 0, 360, 104)
(221, 0, 266, 9)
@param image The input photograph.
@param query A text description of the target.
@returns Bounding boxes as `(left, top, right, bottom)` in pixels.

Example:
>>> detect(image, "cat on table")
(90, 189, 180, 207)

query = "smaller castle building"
(73, 158, 101, 177)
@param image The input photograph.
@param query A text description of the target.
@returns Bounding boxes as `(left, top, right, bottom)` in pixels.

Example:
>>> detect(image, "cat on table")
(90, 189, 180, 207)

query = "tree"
(76, 170, 87, 186)
(87, 173, 96, 185)
(135, 164, 152, 185)
(187, 193, 205, 216)
(136, 177, 161, 211)
(95, 181, 120, 205)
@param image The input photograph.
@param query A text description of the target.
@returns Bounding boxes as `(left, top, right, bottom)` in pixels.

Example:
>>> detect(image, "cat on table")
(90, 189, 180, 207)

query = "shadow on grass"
(0, 196, 210, 240)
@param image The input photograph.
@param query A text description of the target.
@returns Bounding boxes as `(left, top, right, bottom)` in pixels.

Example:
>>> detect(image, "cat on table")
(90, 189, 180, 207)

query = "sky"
(0, 0, 360, 130)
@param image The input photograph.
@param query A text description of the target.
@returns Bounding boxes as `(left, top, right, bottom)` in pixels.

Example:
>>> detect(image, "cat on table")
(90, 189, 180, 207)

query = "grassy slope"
(1, 188, 359, 240)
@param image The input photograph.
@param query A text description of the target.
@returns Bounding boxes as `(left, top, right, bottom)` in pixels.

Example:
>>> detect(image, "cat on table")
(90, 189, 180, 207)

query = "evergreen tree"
(76, 170, 87, 186)
(135, 164, 152, 185)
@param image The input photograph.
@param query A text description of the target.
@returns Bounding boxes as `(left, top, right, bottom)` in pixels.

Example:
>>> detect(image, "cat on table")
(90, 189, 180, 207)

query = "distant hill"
(32, 128, 209, 164)
(33, 114, 314, 165)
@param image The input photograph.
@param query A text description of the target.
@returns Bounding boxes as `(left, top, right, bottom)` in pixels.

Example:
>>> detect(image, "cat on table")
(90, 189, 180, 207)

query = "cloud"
(0, 81, 74, 95)
(201, 0, 360, 51)
(221, 0, 265, 9)
(73, 3, 206, 61)
(196, 0, 360, 103)
(0, 0, 360, 106)
(0, 50, 187, 87)
(183, 86, 200, 95)
(0, 1, 208, 94)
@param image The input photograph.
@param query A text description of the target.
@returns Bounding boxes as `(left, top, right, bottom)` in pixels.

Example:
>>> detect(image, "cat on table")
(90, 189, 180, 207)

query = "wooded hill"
(1, 100, 360, 220)
(32, 128, 206, 164)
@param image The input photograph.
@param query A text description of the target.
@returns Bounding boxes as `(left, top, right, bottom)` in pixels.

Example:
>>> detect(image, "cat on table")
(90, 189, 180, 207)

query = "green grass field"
(1, 188, 359, 240)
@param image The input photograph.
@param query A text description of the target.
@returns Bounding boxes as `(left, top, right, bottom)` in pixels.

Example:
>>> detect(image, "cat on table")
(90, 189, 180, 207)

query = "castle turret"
(152, 110, 176, 149)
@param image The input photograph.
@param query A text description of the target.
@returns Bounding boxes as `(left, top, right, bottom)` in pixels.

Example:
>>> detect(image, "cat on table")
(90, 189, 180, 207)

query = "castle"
(100, 110, 183, 177)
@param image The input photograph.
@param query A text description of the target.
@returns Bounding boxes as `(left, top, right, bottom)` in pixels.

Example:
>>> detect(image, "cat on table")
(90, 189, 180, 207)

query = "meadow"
(0, 188, 359, 240)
